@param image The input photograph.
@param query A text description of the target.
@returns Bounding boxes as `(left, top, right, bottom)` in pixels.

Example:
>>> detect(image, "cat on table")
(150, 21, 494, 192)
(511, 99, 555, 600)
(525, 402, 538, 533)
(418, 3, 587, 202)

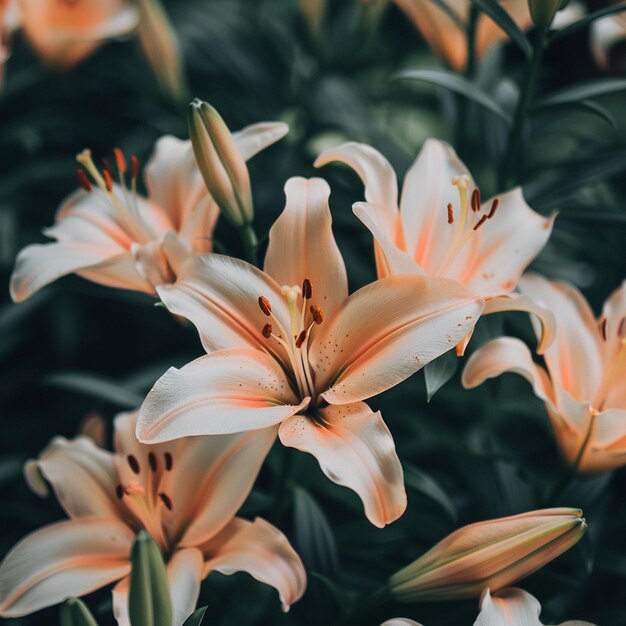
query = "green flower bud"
(128, 531, 172, 626)
(59, 598, 99, 626)
(529, 0, 571, 28)
(188, 99, 254, 228)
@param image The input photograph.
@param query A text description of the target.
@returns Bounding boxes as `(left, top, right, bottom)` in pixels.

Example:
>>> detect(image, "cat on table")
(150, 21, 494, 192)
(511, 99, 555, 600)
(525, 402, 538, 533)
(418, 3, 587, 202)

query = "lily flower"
(463, 274, 626, 473)
(474, 587, 595, 626)
(136, 176, 485, 528)
(10, 121, 288, 301)
(590, 2, 626, 69)
(0, 411, 306, 623)
(391, 0, 531, 71)
(389, 508, 586, 602)
(13, 0, 140, 69)
(315, 139, 556, 355)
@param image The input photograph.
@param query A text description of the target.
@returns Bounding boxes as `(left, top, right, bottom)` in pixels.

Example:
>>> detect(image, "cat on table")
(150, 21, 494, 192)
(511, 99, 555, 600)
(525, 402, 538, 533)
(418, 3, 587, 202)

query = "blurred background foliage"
(1, 0, 626, 624)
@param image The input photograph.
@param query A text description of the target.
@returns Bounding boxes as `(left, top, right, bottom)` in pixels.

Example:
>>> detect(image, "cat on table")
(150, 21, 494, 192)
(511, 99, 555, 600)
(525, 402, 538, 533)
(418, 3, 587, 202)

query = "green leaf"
(59, 598, 100, 626)
(424, 351, 459, 402)
(293, 487, 339, 576)
(45, 372, 144, 408)
(129, 531, 172, 626)
(398, 69, 512, 124)
(469, 0, 532, 57)
(182, 607, 208, 626)
(534, 98, 617, 128)
(403, 463, 458, 523)
(550, 4, 626, 42)
(536, 79, 626, 108)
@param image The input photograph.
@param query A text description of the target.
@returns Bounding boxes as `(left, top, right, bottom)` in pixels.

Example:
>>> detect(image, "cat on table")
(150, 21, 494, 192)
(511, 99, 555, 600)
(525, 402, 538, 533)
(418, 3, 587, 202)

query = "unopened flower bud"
(128, 531, 172, 626)
(188, 99, 253, 228)
(529, 0, 570, 28)
(59, 597, 99, 626)
(389, 508, 586, 602)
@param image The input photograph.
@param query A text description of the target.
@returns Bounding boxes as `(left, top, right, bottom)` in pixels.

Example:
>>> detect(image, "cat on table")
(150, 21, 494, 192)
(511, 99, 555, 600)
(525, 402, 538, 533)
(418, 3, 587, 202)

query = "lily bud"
(529, 0, 570, 28)
(128, 531, 172, 626)
(188, 99, 253, 228)
(59, 598, 99, 626)
(389, 508, 586, 602)
(136, 0, 187, 102)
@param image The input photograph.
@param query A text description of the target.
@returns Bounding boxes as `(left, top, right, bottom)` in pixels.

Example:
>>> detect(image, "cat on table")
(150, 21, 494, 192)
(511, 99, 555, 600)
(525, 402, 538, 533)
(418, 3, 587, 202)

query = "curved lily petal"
(33, 436, 121, 520)
(475, 588, 542, 626)
(314, 141, 399, 215)
(459, 190, 555, 298)
(112, 549, 204, 626)
(518, 275, 604, 403)
(381, 620, 422, 626)
(314, 275, 484, 404)
(599, 280, 626, 410)
(591, 11, 626, 68)
(0, 519, 133, 618)
(461, 337, 553, 403)
(400, 139, 472, 274)
(234, 121, 289, 161)
(264, 177, 348, 318)
(157, 253, 290, 354)
(483, 292, 556, 354)
(583, 408, 626, 472)
(201, 517, 307, 612)
(353, 202, 424, 278)
(172, 428, 277, 547)
(137, 349, 308, 442)
(279, 402, 406, 528)
(77, 250, 154, 294)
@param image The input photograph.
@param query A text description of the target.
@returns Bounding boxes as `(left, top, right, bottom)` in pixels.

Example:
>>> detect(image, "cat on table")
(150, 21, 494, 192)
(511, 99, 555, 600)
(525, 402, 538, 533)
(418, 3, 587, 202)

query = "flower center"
(434, 176, 499, 276)
(258, 277, 324, 400)
(76, 148, 156, 244)
(115, 451, 175, 554)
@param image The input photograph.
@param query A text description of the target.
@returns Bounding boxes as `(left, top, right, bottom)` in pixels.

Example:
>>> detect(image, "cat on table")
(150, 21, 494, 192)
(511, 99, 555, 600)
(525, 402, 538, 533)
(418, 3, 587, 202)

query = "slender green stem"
(239, 223, 258, 266)
(500, 25, 547, 189)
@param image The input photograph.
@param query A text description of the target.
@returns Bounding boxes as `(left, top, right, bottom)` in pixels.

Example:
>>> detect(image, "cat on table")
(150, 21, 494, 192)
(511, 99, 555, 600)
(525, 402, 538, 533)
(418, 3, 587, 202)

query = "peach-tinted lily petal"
(457, 191, 555, 298)
(279, 402, 406, 528)
(0, 518, 133, 617)
(584, 408, 626, 471)
(264, 177, 348, 318)
(353, 202, 423, 278)
(201, 517, 307, 612)
(233, 121, 289, 161)
(483, 293, 556, 355)
(313, 275, 484, 404)
(31, 436, 121, 520)
(137, 349, 309, 442)
(77, 250, 155, 293)
(18, 0, 139, 68)
(591, 10, 626, 68)
(599, 280, 626, 409)
(462, 337, 553, 403)
(112, 548, 204, 626)
(518, 275, 604, 403)
(381, 620, 422, 626)
(156, 253, 290, 354)
(169, 429, 277, 547)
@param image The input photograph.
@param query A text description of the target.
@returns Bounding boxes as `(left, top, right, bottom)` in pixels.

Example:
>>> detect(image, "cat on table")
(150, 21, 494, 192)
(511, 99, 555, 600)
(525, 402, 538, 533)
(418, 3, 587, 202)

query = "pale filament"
(434, 176, 499, 277)
(259, 279, 323, 399)
(76, 149, 154, 244)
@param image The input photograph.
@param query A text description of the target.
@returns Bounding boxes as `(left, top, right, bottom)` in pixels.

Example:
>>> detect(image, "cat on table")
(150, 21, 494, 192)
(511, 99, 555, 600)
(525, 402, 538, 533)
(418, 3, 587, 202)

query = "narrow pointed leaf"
(403, 464, 458, 523)
(60, 598, 100, 626)
(45, 372, 143, 408)
(183, 607, 208, 626)
(469, 0, 532, 57)
(536, 79, 626, 108)
(398, 70, 512, 124)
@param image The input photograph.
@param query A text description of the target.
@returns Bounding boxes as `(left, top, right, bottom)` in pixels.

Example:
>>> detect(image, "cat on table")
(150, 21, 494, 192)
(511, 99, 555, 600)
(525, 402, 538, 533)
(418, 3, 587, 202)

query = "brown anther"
(158, 492, 173, 511)
(258, 296, 272, 316)
(103, 169, 113, 193)
(487, 198, 499, 219)
(148, 452, 157, 472)
(164, 452, 173, 471)
(600, 318, 607, 341)
(471, 188, 481, 212)
(101, 158, 113, 175)
(473, 215, 488, 231)
(76, 169, 92, 192)
(127, 454, 140, 474)
(295, 330, 307, 348)
(302, 278, 313, 299)
(262, 323, 273, 339)
(447, 203, 454, 224)
(115, 484, 124, 500)
(618, 316, 626, 338)
(310, 305, 324, 325)
(131, 156, 139, 179)
(114, 148, 127, 174)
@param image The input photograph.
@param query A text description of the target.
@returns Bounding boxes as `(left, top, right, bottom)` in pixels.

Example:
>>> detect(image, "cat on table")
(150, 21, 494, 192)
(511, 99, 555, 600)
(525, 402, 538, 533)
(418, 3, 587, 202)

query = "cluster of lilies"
(1, 1, 625, 625)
